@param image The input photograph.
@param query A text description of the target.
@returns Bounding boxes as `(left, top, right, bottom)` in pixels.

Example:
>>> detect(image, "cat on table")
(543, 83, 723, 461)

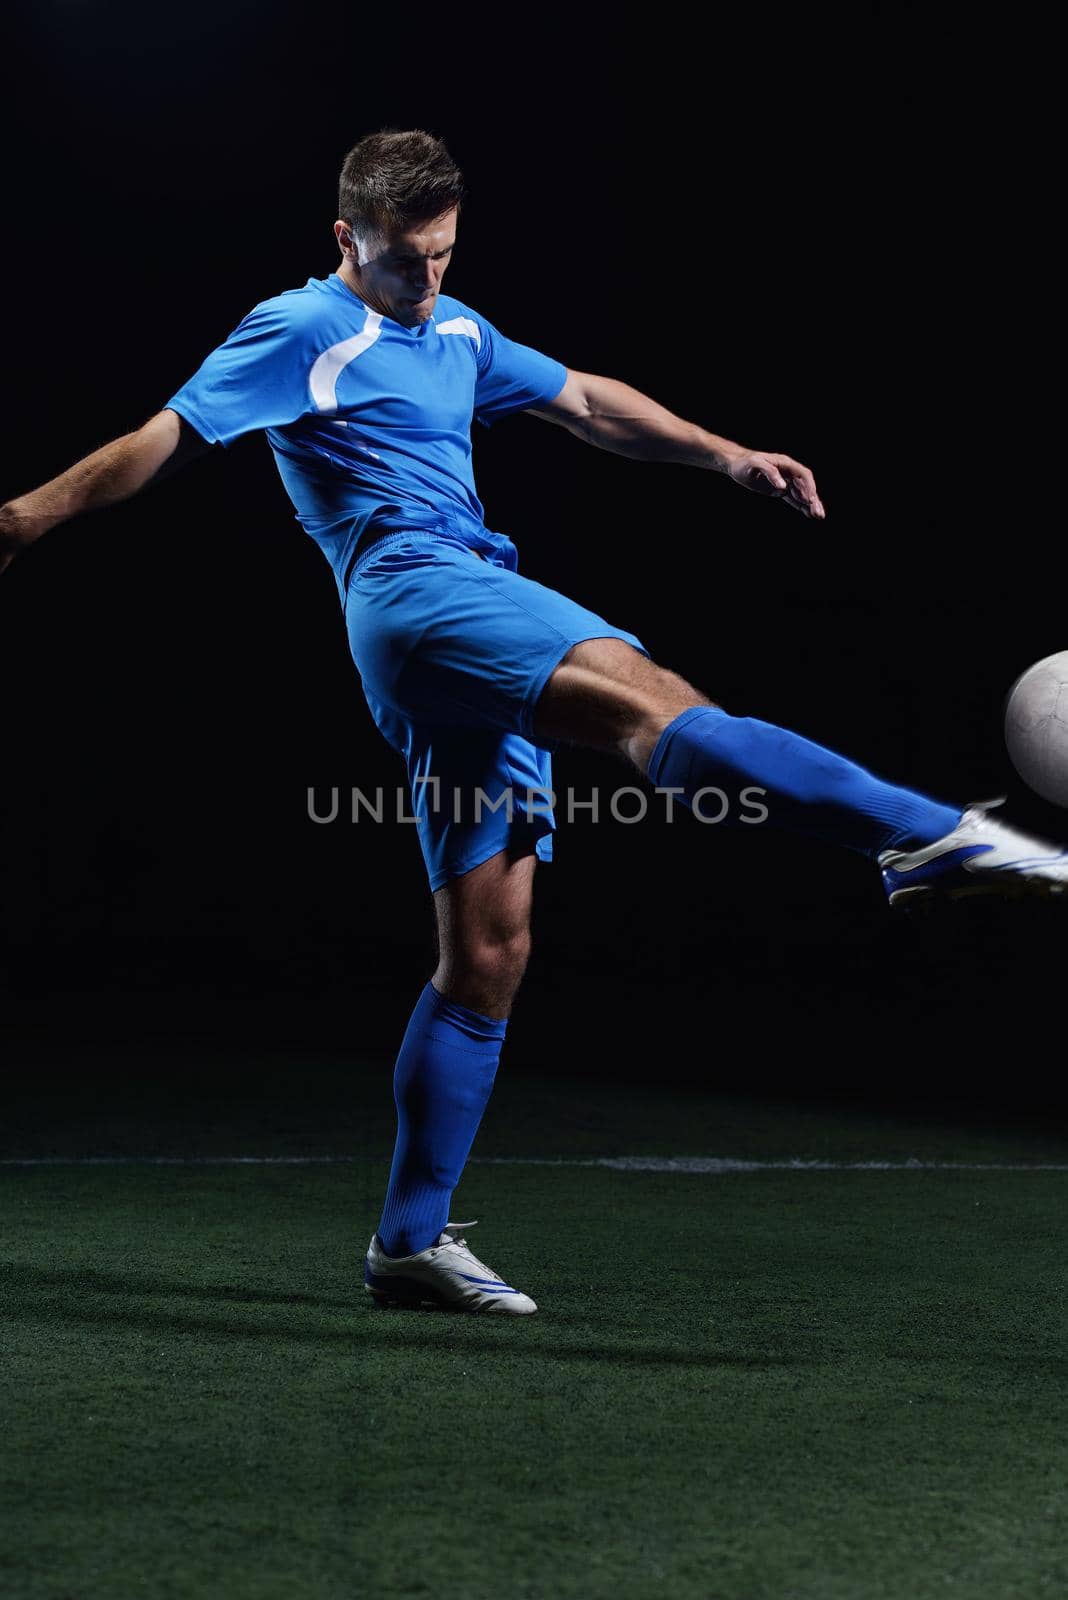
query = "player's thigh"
(395, 719, 557, 896)
(344, 536, 648, 740)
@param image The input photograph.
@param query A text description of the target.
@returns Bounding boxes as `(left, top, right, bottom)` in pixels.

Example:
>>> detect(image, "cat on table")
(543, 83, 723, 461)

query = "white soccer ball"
(1004, 650, 1068, 807)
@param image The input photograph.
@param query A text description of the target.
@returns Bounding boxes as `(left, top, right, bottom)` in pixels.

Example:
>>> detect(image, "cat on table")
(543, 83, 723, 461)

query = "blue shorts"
(343, 528, 649, 889)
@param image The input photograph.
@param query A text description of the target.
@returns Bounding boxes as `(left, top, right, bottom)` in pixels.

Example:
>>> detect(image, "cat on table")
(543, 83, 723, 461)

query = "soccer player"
(2, 129, 1065, 1316)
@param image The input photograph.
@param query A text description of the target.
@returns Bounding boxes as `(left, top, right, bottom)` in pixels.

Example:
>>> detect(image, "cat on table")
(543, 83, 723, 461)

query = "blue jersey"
(164, 273, 568, 596)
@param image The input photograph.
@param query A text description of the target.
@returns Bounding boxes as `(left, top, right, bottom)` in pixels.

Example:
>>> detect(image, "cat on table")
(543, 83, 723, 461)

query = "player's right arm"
(0, 409, 209, 578)
(1, 290, 320, 580)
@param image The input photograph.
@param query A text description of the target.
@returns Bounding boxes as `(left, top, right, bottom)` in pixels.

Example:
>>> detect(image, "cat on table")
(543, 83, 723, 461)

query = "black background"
(1, 5, 1062, 1111)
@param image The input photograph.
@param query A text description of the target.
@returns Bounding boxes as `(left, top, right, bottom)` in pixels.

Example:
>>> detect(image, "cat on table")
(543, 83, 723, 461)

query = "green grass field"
(4, 1051, 1067, 1598)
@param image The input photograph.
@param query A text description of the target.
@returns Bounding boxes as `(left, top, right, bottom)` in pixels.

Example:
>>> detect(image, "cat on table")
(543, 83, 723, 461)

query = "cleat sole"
(364, 1282, 450, 1311)
(889, 875, 1066, 908)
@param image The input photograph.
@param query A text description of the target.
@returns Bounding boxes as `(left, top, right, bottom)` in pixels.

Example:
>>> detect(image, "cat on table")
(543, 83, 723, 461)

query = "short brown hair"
(338, 128, 466, 242)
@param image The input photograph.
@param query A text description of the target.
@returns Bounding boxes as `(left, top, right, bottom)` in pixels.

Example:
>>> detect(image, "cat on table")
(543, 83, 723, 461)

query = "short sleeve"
(164, 298, 315, 447)
(472, 311, 567, 431)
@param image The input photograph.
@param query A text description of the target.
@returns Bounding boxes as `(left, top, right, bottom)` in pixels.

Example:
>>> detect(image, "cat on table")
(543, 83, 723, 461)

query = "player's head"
(334, 129, 466, 327)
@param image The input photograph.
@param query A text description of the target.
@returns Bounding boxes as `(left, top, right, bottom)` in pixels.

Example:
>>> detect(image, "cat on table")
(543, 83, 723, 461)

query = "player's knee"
(437, 925, 531, 1014)
(538, 641, 714, 752)
(462, 927, 531, 993)
(622, 666, 713, 747)
(648, 663, 714, 717)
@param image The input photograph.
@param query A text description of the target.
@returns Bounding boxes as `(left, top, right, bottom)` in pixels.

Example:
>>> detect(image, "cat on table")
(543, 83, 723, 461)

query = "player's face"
(336, 209, 457, 327)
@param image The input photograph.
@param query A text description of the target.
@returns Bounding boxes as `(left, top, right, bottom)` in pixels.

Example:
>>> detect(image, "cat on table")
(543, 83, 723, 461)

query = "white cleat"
(363, 1220, 537, 1315)
(878, 796, 1068, 906)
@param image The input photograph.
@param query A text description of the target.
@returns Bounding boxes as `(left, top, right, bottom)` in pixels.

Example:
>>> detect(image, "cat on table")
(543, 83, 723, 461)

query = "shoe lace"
(959, 795, 1008, 833)
(435, 1220, 502, 1281)
(961, 795, 1065, 855)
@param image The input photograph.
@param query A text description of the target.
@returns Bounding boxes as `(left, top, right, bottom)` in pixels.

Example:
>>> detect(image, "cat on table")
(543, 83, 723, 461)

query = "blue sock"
(647, 706, 963, 859)
(377, 981, 507, 1259)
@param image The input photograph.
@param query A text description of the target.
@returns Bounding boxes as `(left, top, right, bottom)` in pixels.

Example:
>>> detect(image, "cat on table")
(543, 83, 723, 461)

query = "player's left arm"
(524, 369, 825, 520)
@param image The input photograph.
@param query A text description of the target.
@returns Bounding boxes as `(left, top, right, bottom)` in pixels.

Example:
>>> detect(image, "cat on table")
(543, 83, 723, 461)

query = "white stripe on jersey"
(435, 316, 481, 349)
(308, 310, 384, 412)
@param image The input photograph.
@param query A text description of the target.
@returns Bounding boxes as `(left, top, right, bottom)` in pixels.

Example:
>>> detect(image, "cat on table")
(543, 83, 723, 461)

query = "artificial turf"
(3, 1056, 1067, 1598)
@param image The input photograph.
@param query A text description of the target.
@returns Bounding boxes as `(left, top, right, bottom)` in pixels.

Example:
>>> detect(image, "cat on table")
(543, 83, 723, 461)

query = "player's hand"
(726, 451, 826, 519)
(0, 501, 40, 579)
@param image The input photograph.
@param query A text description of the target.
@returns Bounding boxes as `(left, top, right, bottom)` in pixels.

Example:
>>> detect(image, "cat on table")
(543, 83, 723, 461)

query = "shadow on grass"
(2, 1263, 813, 1369)
(0, 1261, 355, 1311)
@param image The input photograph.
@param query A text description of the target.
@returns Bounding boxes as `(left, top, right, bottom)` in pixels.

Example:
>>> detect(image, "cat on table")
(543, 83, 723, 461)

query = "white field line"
(1, 1156, 1068, 1172)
